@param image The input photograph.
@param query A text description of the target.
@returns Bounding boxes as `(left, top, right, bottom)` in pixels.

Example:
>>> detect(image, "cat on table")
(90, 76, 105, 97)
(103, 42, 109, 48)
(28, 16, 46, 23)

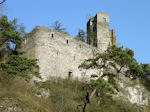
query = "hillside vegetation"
(1, 77, 150, 112)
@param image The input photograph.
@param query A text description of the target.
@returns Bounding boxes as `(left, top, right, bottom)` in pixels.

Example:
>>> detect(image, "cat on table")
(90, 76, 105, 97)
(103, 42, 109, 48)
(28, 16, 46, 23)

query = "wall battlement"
(22, 13, 116, 81)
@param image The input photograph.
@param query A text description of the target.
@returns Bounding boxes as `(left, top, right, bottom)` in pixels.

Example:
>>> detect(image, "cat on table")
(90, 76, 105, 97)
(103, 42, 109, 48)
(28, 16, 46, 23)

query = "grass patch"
(0, 76, 149, 112)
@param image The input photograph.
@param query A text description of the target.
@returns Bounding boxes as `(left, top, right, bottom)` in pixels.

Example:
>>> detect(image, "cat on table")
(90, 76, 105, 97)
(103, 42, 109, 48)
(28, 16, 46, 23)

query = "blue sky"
(4, 0, 150, 63)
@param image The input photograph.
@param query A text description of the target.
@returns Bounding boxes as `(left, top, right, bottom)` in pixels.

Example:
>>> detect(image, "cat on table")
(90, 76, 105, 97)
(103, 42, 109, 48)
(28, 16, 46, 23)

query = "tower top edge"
(96, 12, 109, 16)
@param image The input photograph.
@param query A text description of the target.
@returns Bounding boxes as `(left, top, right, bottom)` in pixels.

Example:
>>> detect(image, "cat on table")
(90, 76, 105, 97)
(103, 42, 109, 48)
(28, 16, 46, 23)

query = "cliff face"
(114, 74, 150, 109)
(127, 85, 149, 105)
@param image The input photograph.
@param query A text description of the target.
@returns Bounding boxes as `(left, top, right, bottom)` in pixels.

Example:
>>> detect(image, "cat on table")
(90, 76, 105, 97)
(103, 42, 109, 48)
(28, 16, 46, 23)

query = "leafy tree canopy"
(0, 16, 22, 52)
(78, 45, 148, 112)
(141, 64, 150, 76)
(0, 15, 40, 80)
(79, 45, 143, 77)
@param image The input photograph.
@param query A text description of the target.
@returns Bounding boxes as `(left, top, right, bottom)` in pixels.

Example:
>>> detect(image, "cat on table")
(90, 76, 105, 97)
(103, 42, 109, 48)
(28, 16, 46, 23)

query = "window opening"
(68, 72, 72, 78)
(67, 40, 69, 44)
(52, 34, 54, 38)
(92, 20, 94, 24)
(103, 17, 106, 22)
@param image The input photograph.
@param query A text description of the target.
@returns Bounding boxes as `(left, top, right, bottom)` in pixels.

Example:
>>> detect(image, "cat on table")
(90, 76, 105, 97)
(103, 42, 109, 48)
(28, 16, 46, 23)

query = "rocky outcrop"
(116, 74, 150, 107)
(35, 88, 50, 99)
(127, 85, 149, 106)
(0, 98, 22, 112)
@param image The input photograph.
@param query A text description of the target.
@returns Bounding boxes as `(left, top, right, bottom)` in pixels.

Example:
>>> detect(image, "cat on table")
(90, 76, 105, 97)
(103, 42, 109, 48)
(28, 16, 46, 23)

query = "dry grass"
(0, 76, 149, 112)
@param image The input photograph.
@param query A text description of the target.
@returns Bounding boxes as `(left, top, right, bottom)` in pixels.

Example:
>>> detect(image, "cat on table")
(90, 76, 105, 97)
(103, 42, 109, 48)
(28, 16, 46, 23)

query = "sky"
(3, 0, 150, 63)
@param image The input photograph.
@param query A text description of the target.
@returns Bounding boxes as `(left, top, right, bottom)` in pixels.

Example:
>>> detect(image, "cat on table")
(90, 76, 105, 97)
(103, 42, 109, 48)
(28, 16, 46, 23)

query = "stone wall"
(22, 13, 117, 81)
(87, 13, 117, 52)
(22, 26, 101, 81)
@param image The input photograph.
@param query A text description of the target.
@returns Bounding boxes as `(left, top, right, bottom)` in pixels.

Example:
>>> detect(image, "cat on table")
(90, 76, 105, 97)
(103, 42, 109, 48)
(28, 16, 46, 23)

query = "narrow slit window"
(67, 40, 69, 44)
(52, 34, 54, 38)
(103, 17, 106, 22)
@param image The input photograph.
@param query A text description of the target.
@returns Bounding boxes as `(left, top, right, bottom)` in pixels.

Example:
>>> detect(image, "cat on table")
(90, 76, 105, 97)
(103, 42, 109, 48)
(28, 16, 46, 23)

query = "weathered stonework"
(22, 13, 116, 81)
(116, 74, 150, 107)
(87, 13, 116, 51)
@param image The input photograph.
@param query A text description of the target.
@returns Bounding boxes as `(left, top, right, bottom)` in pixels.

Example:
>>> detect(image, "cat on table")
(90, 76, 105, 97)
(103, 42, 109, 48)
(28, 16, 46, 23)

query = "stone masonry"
(87, 13, 116, 51)
(22, 13, 117, 81)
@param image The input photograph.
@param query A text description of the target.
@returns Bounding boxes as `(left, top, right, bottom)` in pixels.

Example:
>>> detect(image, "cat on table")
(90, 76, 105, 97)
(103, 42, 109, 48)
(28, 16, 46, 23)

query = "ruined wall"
(110, 29, 117, 46)
(87, 16, 97, 47)
(23, 26, 100, 81)
(97, 13, 110, 51)
(87, 13, 117, 52)
(22, 13, 117, 81)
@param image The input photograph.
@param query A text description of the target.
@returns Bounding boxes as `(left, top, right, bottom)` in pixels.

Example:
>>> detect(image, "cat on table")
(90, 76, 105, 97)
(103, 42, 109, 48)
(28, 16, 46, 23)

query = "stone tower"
(87, 13, 116, 52)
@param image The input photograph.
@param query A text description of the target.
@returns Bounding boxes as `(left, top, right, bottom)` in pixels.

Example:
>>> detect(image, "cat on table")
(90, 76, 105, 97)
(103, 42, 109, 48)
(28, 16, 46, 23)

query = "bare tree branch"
(0, 0, 6, 5)
(0, 0, 6, 16)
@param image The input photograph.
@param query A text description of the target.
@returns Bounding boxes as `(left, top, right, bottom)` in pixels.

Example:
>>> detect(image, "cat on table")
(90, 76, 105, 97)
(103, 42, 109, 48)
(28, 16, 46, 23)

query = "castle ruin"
(87, 13, 116, 51)
(22, 13, 117, 81)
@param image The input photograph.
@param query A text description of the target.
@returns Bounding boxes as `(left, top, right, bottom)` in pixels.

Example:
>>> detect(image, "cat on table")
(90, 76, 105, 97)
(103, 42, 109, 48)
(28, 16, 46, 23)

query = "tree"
(11, 18, 26, 37)
(0, 16, 22, 58)
(141, 64, 150, 76)
(138, 64, 150, 91)
(77, 77, 115, 112)
(50, 21, 66, 32)
(75, 29, 85, 42)
(0, 15, 40, 80)
(78, 45, 143, 112)
(106, 46, 141, 74)
(79, 45, 144, 78)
